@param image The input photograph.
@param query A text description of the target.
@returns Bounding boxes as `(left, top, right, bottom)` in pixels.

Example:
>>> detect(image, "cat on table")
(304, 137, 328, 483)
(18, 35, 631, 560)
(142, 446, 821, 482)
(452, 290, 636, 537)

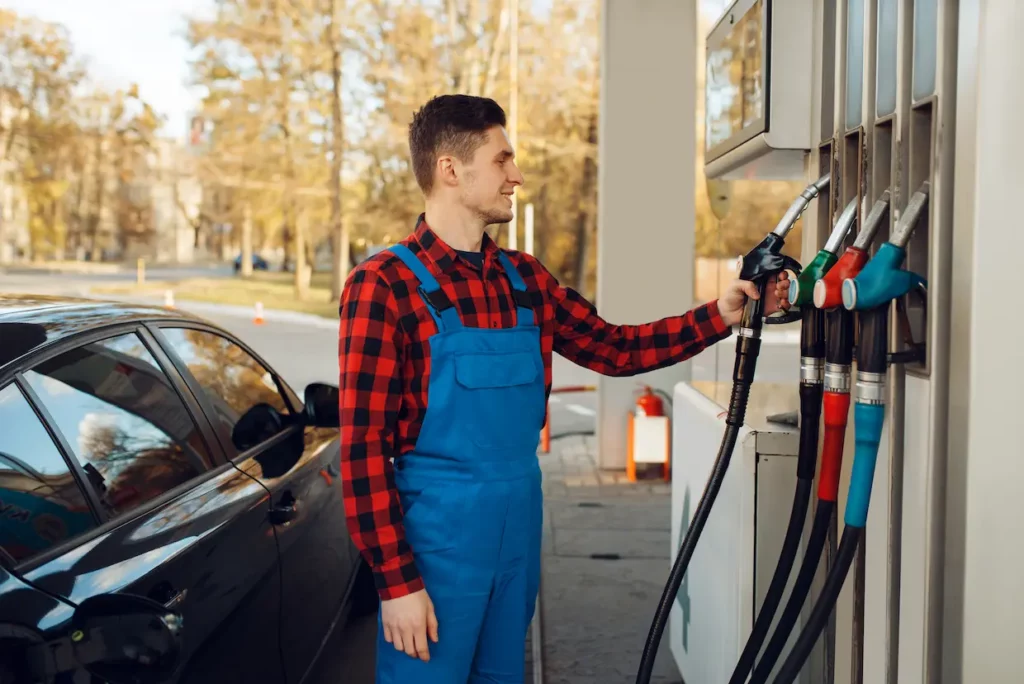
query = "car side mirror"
(304, 382, 339, 428)
(60, 593, 182, 683)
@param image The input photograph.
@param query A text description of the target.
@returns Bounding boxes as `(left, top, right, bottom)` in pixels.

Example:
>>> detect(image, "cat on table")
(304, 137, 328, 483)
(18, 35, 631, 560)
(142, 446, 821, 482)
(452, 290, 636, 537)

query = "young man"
(338, 94, 789, 682)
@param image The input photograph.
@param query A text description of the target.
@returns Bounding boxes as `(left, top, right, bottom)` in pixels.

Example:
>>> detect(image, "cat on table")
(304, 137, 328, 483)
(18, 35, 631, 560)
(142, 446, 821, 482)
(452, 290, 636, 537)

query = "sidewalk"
(538, 435, 683, 684)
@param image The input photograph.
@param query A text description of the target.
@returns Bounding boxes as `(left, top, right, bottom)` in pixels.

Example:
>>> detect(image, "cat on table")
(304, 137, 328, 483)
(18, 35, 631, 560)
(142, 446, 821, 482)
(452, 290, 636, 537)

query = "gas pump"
(768, 184, 929, 684)
(747, 190, 893, 683)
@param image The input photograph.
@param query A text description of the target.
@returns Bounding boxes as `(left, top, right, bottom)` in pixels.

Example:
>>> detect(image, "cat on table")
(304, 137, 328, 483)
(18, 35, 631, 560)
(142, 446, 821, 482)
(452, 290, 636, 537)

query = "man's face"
(455, 126, 524, 225)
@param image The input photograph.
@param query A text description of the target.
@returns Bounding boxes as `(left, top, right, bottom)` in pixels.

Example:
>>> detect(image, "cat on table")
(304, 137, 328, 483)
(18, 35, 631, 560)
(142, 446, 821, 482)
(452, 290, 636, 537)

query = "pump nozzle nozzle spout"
(852, 191, 892, 250)
(890, 182, 930, 249)
(823, 196, 860, 253)
(787, 196, 858, 307)
(772, 173, 831, 239)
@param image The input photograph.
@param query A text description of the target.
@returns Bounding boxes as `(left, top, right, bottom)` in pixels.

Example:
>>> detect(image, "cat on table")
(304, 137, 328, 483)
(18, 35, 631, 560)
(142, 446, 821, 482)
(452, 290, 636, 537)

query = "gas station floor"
(538, 436, 682, 684)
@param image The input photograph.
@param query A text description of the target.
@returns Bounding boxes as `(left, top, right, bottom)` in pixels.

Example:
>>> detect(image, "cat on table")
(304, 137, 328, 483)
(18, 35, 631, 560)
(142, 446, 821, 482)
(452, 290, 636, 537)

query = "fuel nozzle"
(842, 183, 929, 311)
(787, 196, 860, 307)
(736, 172, 830, 321)
(811, 190, 892, 310)
(730, 173, 829, 388)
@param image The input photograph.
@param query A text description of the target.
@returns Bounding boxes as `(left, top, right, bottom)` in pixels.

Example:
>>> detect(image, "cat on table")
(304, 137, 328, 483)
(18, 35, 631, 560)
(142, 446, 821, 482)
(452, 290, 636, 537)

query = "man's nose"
(508, 163, 524, 186)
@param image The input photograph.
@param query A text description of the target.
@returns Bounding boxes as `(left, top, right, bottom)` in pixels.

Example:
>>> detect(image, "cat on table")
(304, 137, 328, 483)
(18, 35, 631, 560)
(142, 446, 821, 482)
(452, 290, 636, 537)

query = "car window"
(159, 328, 292, 457)
(0, 383, 97, 563)
(24, 333, 212, 519)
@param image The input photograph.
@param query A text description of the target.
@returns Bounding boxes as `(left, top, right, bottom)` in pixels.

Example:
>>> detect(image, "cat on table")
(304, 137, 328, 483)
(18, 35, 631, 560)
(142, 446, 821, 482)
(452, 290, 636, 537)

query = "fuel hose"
(748, 191, 891, 683)
(727, 196, 858, 684)
(634, 174, 831, 684)
(770, 184, 929, 684)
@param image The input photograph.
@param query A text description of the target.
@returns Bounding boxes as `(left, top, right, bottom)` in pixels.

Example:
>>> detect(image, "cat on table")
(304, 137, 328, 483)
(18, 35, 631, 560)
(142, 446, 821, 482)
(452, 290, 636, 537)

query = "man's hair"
(408, 94, 507, 194)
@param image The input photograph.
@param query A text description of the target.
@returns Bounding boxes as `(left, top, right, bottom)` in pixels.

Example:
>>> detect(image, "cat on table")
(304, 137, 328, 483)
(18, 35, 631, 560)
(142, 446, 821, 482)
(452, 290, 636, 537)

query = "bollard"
(253, 301, 265, 325)
(164, 290, 175, 308)
(137, 258, 145, 285)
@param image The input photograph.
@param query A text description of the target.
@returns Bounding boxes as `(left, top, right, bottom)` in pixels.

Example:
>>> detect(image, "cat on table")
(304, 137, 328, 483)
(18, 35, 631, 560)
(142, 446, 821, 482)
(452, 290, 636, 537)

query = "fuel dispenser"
(659, 0, 957, 682)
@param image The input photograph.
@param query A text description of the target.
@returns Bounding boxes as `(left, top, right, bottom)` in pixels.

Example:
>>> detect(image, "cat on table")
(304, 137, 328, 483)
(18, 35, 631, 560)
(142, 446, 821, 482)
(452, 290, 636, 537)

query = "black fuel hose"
(748, 501, 834, 683)
(726, 307, 823, 684)
(634, 174, 829, 684)
(634, 291, 761, 684)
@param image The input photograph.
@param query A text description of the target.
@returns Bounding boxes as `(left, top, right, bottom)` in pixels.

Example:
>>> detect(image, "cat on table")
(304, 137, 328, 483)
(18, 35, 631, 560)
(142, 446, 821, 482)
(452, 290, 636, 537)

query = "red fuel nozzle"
(813, 247, 869, 310)
(818, 391, 851, 501)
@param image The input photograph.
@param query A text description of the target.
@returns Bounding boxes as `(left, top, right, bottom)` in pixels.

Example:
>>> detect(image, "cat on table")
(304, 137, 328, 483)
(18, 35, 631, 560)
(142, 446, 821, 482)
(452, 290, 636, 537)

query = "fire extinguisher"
(635, 386, 665, 417)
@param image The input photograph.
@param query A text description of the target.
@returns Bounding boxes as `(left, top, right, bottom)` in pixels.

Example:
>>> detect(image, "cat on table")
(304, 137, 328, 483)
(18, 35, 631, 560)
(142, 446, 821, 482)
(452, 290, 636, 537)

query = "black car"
(0, 295, 377, 684)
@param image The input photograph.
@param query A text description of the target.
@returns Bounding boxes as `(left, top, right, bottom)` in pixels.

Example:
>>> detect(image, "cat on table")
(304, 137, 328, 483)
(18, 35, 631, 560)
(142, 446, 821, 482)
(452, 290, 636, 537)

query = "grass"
(93, 270, 339, 319)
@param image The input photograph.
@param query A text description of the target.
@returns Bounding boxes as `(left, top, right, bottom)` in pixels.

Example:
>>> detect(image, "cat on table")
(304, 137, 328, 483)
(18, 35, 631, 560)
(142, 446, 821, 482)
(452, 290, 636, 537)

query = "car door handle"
(269, 493, 298, 525)
(149, 581, 188, 609)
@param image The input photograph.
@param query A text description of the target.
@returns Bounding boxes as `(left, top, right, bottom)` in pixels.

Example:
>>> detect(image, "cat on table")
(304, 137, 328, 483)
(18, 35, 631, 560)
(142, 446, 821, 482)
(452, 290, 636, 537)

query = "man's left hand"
(717, 272, 792, 327)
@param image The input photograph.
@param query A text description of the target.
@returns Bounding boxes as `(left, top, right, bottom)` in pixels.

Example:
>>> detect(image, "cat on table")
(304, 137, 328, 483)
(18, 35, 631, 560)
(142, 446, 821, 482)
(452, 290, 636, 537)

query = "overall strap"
(388, 244, 463, 332)
(497, 252, 535, 327)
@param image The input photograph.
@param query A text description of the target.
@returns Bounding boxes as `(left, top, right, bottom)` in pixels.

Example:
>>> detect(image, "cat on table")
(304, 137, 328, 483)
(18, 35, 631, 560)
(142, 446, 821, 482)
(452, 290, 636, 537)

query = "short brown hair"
(408, 94, 507, 194)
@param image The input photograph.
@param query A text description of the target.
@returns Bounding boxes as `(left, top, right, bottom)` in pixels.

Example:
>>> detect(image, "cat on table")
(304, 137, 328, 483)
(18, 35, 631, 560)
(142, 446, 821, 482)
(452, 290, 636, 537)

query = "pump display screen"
(705, 0, 770, 161)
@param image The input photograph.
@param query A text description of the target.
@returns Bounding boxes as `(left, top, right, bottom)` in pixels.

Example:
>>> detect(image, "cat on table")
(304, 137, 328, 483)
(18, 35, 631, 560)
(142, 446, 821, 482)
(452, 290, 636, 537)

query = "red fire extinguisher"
(635, 385, 664, 417)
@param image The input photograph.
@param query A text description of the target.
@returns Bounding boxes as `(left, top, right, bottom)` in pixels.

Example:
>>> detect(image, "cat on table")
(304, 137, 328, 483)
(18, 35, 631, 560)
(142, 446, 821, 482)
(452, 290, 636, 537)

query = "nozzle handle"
(841, 243, 927, 311)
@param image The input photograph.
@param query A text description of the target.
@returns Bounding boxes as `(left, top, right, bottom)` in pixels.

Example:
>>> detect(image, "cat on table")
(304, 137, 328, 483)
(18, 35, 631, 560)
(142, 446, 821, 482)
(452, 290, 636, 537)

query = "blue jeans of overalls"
(376, 244, 545, 683)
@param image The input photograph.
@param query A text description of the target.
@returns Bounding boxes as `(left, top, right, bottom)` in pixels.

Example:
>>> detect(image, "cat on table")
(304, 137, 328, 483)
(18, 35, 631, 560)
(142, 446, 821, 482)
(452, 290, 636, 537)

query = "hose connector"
(788, 196, 858, 306)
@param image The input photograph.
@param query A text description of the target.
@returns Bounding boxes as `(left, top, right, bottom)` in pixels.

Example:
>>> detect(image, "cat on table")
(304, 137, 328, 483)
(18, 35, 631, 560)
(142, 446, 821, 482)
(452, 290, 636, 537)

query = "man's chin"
(482, 209, 514, 225)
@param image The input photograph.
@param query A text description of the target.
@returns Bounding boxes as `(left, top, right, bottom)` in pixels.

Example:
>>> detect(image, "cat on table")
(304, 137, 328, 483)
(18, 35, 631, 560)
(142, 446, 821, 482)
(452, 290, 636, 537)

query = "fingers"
(740, 280, 760, 300)
(383, 623, 393, 645)
(427, 603, 439, 643)
(412, 629, 431, 661)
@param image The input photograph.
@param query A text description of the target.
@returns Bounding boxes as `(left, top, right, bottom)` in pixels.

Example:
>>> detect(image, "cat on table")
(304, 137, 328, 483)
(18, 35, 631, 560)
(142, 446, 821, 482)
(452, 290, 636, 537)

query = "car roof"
(0, 294, 210, 374)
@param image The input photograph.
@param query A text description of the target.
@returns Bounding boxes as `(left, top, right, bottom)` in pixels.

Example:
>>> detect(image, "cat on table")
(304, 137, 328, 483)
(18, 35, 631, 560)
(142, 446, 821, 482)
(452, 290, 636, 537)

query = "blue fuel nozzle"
(841, 183, 930, 312)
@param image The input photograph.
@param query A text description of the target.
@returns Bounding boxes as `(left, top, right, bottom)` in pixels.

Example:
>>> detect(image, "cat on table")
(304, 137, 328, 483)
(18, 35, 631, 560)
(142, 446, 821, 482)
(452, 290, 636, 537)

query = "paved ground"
(539, 436, 683, 684)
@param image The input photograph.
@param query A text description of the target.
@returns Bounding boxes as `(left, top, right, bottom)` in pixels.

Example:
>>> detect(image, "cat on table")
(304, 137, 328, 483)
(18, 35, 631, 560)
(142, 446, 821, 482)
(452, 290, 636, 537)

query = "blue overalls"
(376, 243, 546, 683)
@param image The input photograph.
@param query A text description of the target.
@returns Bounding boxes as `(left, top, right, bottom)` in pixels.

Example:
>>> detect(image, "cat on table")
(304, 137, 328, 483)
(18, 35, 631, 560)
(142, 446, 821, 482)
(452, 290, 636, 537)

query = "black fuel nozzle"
(731, 173, 830, 386)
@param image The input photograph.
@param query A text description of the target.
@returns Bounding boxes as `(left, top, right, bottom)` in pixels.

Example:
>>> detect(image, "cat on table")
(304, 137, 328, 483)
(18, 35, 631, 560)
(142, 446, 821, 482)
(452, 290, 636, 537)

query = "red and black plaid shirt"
(338, 217, 732, 599)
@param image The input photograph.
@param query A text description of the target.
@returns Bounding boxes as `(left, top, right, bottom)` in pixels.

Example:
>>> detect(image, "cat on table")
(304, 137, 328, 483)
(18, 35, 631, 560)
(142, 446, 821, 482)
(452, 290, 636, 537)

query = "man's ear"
(436, 154, 458, 188)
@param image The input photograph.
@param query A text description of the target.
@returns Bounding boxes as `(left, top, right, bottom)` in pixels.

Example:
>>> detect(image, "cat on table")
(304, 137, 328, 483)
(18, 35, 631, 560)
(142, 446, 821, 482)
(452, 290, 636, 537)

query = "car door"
(7, 328, 286, 684)
(152, 324, 353, 684)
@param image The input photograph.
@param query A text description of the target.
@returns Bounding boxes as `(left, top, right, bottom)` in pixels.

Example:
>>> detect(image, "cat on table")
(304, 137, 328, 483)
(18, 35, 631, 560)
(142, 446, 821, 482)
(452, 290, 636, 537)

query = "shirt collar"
(413, 213, 500, 273)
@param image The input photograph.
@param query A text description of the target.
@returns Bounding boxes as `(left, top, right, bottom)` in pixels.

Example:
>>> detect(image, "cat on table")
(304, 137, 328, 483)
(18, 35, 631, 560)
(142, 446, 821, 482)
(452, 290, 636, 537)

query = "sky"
(5, 0, 215, 143)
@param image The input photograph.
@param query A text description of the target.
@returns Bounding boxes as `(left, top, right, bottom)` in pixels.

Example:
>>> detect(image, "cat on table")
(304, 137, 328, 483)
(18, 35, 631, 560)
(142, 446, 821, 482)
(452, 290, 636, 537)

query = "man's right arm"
(338, 265, 425, 601)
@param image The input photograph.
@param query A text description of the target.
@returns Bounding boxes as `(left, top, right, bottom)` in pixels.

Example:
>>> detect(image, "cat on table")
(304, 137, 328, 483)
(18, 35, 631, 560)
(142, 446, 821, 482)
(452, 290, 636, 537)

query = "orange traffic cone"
(254, 301, 265, 325)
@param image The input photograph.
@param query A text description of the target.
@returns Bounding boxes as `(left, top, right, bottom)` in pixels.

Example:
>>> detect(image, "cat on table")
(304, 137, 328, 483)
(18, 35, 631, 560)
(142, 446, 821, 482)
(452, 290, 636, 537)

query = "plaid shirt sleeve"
(338, 264, 424, 600)
(537, 258, 733, 374)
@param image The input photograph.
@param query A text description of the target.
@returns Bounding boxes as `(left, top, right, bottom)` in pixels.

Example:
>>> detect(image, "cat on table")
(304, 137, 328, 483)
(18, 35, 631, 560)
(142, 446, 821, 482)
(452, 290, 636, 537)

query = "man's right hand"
(381, 588, 439, 662)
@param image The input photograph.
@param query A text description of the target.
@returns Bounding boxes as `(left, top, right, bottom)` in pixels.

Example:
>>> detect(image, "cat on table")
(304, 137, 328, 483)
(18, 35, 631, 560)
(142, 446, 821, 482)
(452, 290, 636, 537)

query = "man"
(338, 94, 789, 682)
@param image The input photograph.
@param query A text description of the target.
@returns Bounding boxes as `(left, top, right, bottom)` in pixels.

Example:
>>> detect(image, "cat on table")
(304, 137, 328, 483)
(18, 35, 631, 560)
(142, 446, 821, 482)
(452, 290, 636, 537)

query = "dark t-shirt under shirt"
(456, 250, 484, 269)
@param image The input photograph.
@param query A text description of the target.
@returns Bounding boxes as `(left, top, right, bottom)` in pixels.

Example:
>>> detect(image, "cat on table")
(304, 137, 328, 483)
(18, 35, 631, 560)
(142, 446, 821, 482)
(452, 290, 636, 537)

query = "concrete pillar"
(958, 2, 1024, 681)
(595, 0, 697, 470)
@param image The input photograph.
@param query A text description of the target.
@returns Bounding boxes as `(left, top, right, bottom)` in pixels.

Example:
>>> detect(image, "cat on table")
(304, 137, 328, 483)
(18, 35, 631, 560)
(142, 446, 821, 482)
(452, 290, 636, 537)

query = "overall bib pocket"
(454, 351, 545, 450)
